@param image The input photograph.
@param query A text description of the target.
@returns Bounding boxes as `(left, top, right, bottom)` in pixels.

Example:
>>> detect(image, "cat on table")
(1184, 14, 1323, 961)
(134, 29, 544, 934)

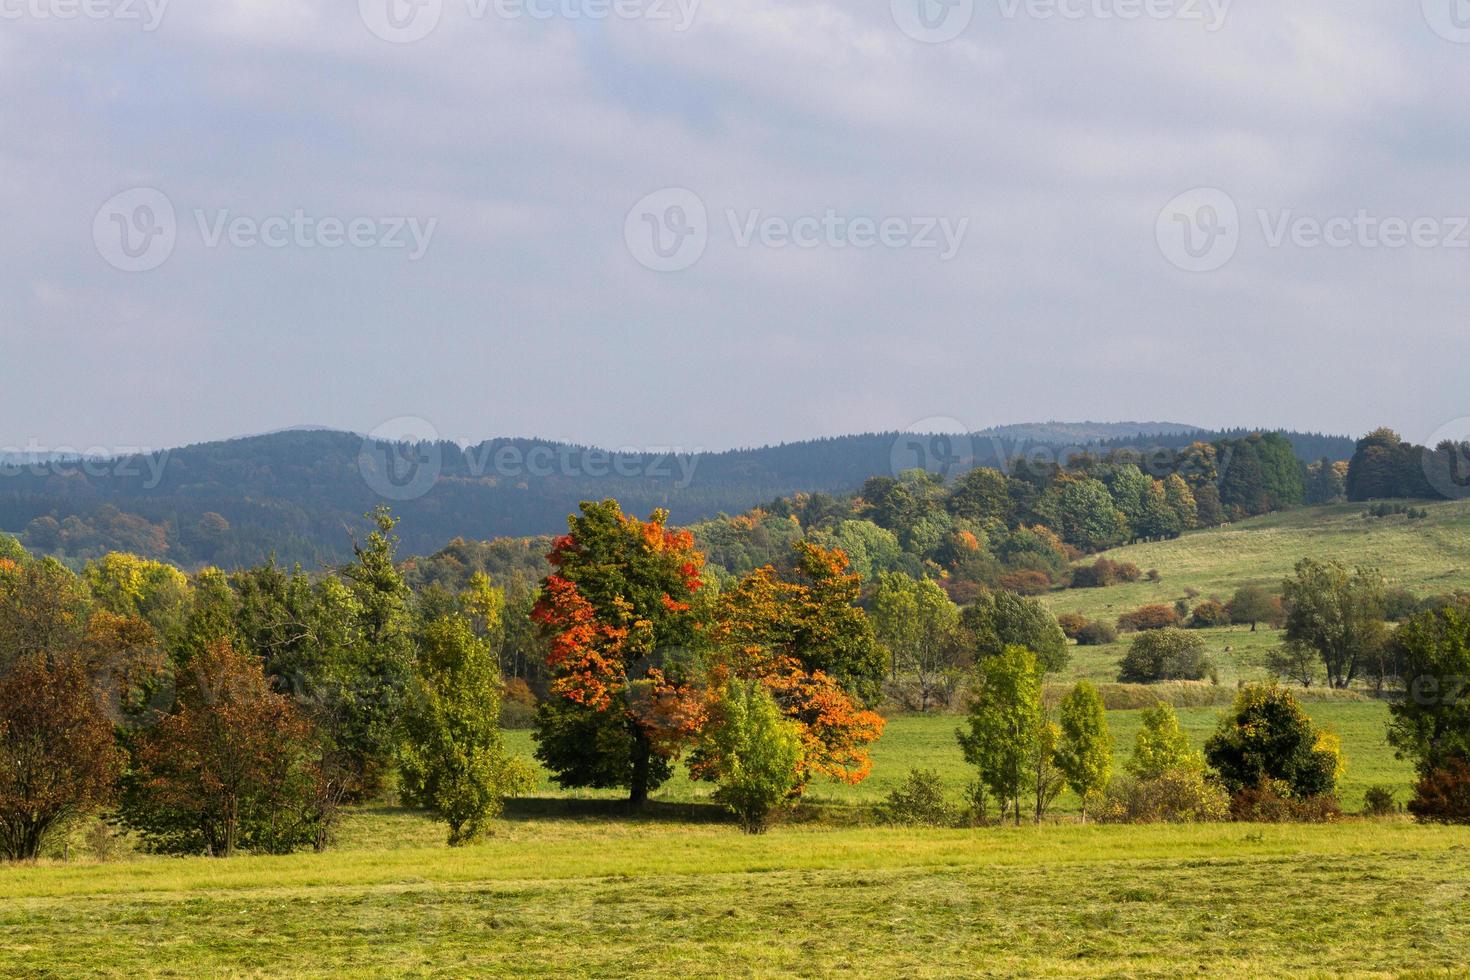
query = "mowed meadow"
(7, 499, 1470, 976)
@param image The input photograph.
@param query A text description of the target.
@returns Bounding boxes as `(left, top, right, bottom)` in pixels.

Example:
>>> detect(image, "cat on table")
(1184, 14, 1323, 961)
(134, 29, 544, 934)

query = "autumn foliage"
(124, 639, 325, 857)
(0, 654, 124, 861)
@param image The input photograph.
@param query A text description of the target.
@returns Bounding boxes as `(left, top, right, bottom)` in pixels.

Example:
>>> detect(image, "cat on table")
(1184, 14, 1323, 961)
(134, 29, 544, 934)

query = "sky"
(4, 0, 1470, 455)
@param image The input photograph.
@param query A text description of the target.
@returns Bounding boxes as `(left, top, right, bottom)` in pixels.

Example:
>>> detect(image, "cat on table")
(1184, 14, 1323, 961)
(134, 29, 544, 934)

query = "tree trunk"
(629, 732, 652, 807)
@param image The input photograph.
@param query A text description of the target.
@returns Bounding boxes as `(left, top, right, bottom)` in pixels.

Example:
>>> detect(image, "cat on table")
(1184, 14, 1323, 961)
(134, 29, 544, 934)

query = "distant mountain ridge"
(0, 424, 1357, 568)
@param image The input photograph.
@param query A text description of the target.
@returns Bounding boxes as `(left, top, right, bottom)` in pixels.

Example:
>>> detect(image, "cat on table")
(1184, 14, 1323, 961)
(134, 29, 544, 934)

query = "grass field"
(6, 816, 1469, 976)
(502, 701, 1410, 815)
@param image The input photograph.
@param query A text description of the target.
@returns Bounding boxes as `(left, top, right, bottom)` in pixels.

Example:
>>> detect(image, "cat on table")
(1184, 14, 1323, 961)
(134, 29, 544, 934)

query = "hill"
(0, 424, 1355, 568)
(1044, 498, 1470, 624)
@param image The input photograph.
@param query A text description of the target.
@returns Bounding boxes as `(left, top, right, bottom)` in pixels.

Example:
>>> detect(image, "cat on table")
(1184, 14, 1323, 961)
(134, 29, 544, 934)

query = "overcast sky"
(4, 0, 1469, 454)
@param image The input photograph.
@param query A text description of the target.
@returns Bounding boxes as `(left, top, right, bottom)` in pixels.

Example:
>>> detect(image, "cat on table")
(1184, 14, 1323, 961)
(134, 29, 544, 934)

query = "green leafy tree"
(1056, 681, 1113, 821)
(1163, 474, 1199, 531)
(1204, 685, 1339, 799)
(1128, 702, 1202, 780)
(871, 572, 961, 709)
(1226, 585, 1277, 632)
(699, 677, 804, 834)
(1387, 606, 1470, 779)
(957, 645, 1044, 825)
(399, 617, 534, 845)
(1056, 478, 1128, 552)
(961, 590, 1069, 674)
(0, 557, 91, 670)
(1282, 559, 1388, 688)
(336, 508, 418, 795)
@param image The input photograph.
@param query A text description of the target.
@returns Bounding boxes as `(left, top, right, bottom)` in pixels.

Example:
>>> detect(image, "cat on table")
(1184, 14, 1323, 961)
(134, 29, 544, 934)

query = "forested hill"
(0, 425, 1356, 568)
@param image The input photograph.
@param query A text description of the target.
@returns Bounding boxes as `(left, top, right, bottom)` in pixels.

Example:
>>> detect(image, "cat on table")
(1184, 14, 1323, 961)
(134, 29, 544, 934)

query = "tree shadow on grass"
(501, 796, 734, 825)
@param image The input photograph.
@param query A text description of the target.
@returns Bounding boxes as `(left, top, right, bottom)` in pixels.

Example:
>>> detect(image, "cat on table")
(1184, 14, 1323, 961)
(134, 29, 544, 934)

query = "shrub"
(1056, 612, 1090, 639)
(1127, 702, 1203, 779)
(1362, 785, 1397, 817)
(702, 678, 805, 834)
(1408, 759, 1470, 824)
(879, 769, 956, 827)
(999, 570, 1051, 596)
(1229, 780, 1340, 823)
(1075, 621, 1119, 646)
(1117, 604, 1179, 633)
(1146, 569, 1162, 582)
(1204, 685, 1339, 801)
(1383, 588, 1422, 623)
(1189, 600, 1231, 628)
(1070, 558, 1142, 589)
(1095, 769, 1230, 824)
(1118, 628, 1212, 683)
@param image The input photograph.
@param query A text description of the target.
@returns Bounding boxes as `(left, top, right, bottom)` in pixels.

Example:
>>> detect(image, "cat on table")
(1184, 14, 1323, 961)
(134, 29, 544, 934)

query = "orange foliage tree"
(705, 542, 886, 787)
(532, 501, 709, 805)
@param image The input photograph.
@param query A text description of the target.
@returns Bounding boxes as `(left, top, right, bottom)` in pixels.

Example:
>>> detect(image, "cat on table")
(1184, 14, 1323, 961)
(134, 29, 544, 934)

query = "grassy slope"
(1044, 499, 1470, 625)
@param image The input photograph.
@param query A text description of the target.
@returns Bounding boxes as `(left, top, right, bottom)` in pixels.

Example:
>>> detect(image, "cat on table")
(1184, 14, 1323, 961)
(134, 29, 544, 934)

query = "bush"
(1362, 785, 1397, 817)
(1095, 769, 1230, 824)
(1070, 558, 1142, 589)
(879, 769, 956, 827)
(1408, 759, 1470, 824)
(1056, 612, 1090, 639)
(1118, 628, 1212, 683)
(1189, 600, 1231, 628)
(1117, 604, 1179, 633)
(1204, 685, 1339, 801)
(1075, 621, 1119, 646)
(1229, 781, 1340, 823)
(999, 570, 1052, 596)
(702, 678, 805, 834)
(1382, 588, 1422, 623)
